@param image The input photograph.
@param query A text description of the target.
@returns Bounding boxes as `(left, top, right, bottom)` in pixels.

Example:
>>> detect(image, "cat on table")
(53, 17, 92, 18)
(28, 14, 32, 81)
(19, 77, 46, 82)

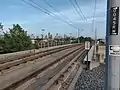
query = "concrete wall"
(96, 45, 105, 63)
(0, 44, 77, 63)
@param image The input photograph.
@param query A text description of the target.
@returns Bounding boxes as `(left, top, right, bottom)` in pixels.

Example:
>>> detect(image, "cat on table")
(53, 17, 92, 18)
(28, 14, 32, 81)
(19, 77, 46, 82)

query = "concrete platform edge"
(90, 61, 100, 70)
(67, 66, 83, 90)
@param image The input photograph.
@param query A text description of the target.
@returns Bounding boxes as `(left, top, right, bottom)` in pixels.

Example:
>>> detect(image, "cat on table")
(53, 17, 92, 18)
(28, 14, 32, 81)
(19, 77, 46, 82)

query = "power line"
(43, 0, 83, 33)
(21, 0, 78, 29)
(68, 0, 84, 22)
(74, 0, 88, 23)
(21, 0, 50, 15)
(43, 0, 75, 24)
(68, 0, 88, 35)
(29, 0, 78, 29)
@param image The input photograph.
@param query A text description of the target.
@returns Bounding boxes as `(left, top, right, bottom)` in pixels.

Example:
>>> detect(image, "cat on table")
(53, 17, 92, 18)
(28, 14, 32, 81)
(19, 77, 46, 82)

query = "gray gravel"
(74, 64, 105, 90)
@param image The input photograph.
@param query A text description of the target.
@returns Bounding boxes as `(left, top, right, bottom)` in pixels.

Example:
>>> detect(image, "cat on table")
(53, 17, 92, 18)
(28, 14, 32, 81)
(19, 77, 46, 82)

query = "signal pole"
(106, 0, 120, 90)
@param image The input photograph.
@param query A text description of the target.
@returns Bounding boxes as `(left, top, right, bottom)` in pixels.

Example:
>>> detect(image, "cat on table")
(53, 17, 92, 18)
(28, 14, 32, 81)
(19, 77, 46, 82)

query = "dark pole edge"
(105, 0, 110, 90)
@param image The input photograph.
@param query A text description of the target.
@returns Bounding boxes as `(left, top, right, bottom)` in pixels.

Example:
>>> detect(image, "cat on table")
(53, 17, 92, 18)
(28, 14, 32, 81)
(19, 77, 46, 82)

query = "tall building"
(48, 32, 51, 39)
(64, 34, 67, 39)
(50, 34, 53, 39)
(41, 34, 43, 39)
(45, 35, 47, 39)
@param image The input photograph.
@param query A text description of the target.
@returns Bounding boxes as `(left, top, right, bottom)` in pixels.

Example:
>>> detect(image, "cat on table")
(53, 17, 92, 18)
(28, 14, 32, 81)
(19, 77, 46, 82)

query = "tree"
(2, 24, 33, 53)
(84, 37, 93, 42)
(78, 36, 93, 43)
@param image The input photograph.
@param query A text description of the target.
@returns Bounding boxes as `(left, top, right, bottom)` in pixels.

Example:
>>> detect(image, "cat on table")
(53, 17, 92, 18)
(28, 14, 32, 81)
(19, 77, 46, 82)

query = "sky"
(0, 0, 107, 38)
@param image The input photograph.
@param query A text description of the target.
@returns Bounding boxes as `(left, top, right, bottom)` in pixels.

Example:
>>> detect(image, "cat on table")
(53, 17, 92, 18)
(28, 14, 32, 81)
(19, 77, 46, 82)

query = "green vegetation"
(0, 24, 33, 53)
(78, 36, 93, 43)
(62, 36, 93, 44)
(0, 23, 93, 54)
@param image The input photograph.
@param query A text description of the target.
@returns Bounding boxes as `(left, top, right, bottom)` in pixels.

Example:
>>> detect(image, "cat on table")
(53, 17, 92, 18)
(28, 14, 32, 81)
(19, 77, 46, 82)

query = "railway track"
(23, 47, 85, 90)
(0, 44, 80, 64)
(58, 50, 87, 90)
(0, 44, 84, 90)
(44, 48, 86, 90)
(0, 44, 81, 74)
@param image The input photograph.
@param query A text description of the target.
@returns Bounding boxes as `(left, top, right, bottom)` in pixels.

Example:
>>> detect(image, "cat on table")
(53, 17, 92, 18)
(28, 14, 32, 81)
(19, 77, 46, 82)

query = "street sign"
(85, 41, 90, 50)
(109, 45, 120, 56)
(110, 7, 119, 35)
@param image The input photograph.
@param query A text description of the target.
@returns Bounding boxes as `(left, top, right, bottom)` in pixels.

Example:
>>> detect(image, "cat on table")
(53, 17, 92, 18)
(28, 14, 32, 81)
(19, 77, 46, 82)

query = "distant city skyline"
(0, 0, 106, 39)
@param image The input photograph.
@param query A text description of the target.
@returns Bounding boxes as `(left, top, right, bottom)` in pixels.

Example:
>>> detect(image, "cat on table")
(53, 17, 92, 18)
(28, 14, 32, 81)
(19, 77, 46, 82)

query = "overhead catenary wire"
(68, 0, 85, 22)
(29, 0, 77, 28)
(74, 0, 88, 23)
(21, 0, 50, 15)
(43, 0, 84, 37)
(43, 0, 76, 26)
(21, 0, 78, 29)
(68, 0, 88, 36)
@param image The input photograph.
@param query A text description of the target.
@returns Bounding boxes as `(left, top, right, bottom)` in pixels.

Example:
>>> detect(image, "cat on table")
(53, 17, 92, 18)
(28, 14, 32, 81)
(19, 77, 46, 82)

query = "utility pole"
(78, 29, 83, 43)
(42, 29, 45, 48)
(69, 33, 72, 44)
(64, 34, 66, 45)
(105, 0, 120, 90)
(78, 29, 80, 43)
(94, 28, 97, 61)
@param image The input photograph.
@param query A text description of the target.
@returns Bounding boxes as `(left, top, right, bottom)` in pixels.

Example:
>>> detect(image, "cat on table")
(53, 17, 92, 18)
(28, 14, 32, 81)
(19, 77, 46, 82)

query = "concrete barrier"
(0, 44, 81, 63)
(83, 45, 94, 62)
(96, 45, 105, 64)
(90, 61, 100, 70)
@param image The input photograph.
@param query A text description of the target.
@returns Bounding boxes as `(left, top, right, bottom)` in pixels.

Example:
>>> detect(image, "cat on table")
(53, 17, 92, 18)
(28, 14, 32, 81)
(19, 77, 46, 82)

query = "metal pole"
(78, 29, 80, 43)
(94, 28, 97, 61)
(42, 29, 45, 48)
(87, 50, 89, 70)
(69, 33, 72, 44)
(106, 0, 120, 89)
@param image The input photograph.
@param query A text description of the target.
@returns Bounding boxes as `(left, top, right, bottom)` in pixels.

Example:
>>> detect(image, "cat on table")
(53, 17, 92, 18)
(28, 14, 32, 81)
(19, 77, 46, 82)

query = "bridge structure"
(0, 42, 105, 90)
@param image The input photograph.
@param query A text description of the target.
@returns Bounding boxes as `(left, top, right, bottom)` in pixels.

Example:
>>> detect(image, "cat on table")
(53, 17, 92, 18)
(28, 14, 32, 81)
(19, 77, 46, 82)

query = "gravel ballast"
(74, 64, 105, 90)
